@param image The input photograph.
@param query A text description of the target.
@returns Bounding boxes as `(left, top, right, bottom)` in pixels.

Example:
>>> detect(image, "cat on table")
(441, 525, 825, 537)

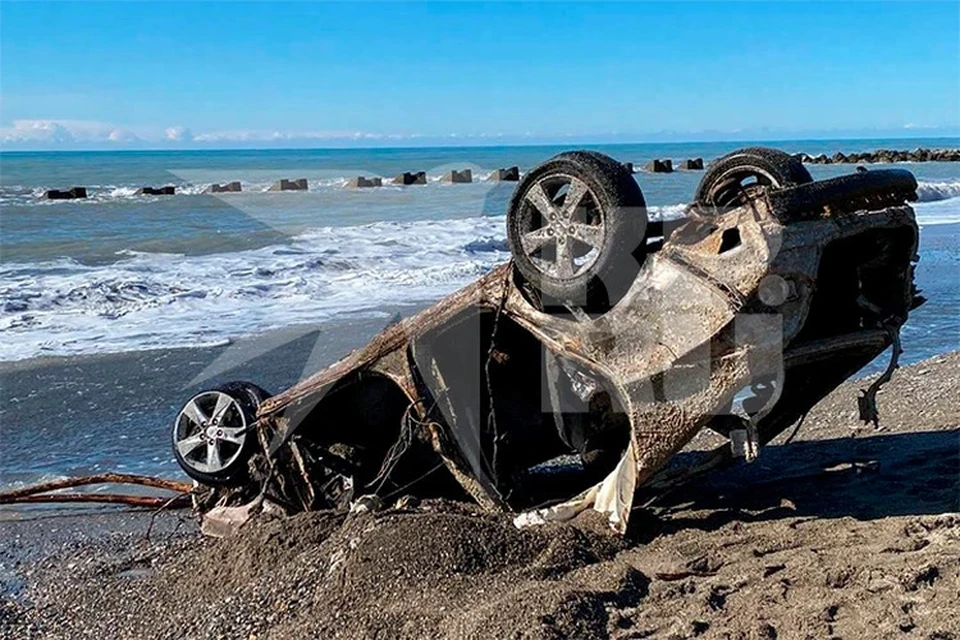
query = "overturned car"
(172, 147, 922, 533)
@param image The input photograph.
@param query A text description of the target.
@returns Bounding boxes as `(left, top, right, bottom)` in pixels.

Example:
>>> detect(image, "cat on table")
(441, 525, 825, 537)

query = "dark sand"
(1, 352, 957, 639)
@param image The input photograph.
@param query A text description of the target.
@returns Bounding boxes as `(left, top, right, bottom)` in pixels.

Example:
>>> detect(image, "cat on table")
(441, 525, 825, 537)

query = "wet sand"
(1, 352, 957, 639)
(0, 310, 421, 486)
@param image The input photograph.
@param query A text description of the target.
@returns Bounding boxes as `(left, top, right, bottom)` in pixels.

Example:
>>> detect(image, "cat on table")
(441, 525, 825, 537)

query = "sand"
(1, 352, 958, 639)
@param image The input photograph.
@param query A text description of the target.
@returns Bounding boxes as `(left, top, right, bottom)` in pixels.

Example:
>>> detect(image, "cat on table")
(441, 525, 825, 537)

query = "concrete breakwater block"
(204, 181, 242, 194)
(679, 158, 704, 170)
(441, 169, 472, 184)
(622, 162, 634, 174)
(347, 176, 382, 188)
(487, 166, 520, 182)
(268, 178, 308, 191)
(136, 186, 176, 195)
(43, 187, 88, 200)
(393, 171, 427, 185)
(644, 159, 673, 173)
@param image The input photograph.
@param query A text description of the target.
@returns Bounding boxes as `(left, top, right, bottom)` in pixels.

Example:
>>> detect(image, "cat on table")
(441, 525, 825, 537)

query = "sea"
(2, 138, 959, 363)
(0, 138, 958, 491)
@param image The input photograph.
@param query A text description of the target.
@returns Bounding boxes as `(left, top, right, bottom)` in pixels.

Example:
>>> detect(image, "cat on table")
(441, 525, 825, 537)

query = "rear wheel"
(172, 381, 270, 486)
(695, 147, 813, 210)
(506, 151, 647, 309)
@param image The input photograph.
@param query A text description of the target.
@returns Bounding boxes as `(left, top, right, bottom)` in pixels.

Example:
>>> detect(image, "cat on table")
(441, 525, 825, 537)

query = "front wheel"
(171, 381, 270, 486)
(506, 151, 647, 309)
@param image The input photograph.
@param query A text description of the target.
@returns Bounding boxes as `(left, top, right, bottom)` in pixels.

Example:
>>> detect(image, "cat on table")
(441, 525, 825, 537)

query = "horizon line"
(3, 132, 959, 154)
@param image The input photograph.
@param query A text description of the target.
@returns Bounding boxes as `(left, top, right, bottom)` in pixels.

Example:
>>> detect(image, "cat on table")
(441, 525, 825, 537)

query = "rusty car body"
(172, 148, 922, 533)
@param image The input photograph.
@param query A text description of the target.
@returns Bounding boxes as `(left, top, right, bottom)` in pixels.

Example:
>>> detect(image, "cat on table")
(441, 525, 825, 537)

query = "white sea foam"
(915, 180, 960, 203)
(108, 186, 139, 198)
(650, 203, 689, 220)
(914, 198, 960, 226)
(0, 216, 512, 361)
(1, 190, 953, 362)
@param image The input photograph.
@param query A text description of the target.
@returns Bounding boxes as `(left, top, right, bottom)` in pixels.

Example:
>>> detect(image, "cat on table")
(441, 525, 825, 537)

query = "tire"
(172, 381, 271, 486)
(767, 168, 918, 218)
(695, 147, 813, 209)
(506, 151, 647, 308)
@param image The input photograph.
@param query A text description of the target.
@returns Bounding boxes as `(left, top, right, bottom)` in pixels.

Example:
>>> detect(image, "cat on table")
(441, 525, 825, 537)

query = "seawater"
(1, 139, 959, 363)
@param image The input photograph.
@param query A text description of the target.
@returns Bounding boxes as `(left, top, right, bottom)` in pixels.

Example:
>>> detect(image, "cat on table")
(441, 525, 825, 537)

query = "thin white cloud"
(3, 117, 956, 149)
(108, 128, 140, 142)
(0, 119, 423, 147)
(164, 125, 192, 141)
(0, 119, 143, 144)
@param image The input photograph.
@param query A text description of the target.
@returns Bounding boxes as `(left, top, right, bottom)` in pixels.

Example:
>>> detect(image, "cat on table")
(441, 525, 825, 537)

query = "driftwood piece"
(0, 473, 193, 510)
(0, 473, 192, 501)
(2, 493, 191, 508)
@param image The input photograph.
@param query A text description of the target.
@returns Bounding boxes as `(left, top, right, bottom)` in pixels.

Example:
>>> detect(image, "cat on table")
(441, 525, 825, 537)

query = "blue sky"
(1, 1, 957, 148)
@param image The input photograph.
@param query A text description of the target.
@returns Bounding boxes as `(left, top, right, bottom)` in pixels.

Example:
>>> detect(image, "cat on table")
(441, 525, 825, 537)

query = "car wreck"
(172, 147, 923, 534)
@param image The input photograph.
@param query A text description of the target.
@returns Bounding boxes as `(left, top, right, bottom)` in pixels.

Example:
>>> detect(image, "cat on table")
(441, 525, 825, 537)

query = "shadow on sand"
(632, 430, 959, 539)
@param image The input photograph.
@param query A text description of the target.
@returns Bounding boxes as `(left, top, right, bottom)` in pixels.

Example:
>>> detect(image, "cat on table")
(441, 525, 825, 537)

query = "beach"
(1, 351, 957, 639)
(3, 0, 958, 635)
(1, 142, 959, 639)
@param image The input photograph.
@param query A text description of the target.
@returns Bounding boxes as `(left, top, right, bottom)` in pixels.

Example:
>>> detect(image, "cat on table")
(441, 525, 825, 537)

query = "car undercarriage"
(172, 147, 922, 534)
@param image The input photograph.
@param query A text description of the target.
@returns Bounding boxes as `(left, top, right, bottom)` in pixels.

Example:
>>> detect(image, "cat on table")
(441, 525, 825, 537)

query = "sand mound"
(3, 503, 646, 639)
(145, 504, 642, 639)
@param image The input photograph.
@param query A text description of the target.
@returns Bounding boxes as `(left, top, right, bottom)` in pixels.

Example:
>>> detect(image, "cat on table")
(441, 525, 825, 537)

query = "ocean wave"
(1, 175, 954, 361)
(916, 180, 960, 203)
(650, 203, 689, 220)
(0, 216, 512, 361)
(0, 199, 747, 362)
(913, 198, 960, 226)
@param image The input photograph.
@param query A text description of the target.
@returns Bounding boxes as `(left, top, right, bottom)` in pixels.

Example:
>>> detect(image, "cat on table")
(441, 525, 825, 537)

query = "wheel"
(695, 147, 813, 209)
(172, 381, 270, 486)
(506, 151, 647, 307)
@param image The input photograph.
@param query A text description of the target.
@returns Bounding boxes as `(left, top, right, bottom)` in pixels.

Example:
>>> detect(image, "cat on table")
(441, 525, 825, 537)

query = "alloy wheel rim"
(518, 174, 606, 279)
(173, 391, 247, 474)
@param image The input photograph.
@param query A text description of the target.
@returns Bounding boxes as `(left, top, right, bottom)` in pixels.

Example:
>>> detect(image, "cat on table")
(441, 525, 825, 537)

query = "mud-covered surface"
(2, 352, 958, 640)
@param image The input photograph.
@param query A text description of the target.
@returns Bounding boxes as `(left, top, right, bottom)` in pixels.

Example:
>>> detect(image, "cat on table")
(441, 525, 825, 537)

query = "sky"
(1, 1, 958, 149)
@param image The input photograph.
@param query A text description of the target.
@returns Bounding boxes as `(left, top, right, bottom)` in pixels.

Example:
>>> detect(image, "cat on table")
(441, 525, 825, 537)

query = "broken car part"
(173, 147, 922, 534)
